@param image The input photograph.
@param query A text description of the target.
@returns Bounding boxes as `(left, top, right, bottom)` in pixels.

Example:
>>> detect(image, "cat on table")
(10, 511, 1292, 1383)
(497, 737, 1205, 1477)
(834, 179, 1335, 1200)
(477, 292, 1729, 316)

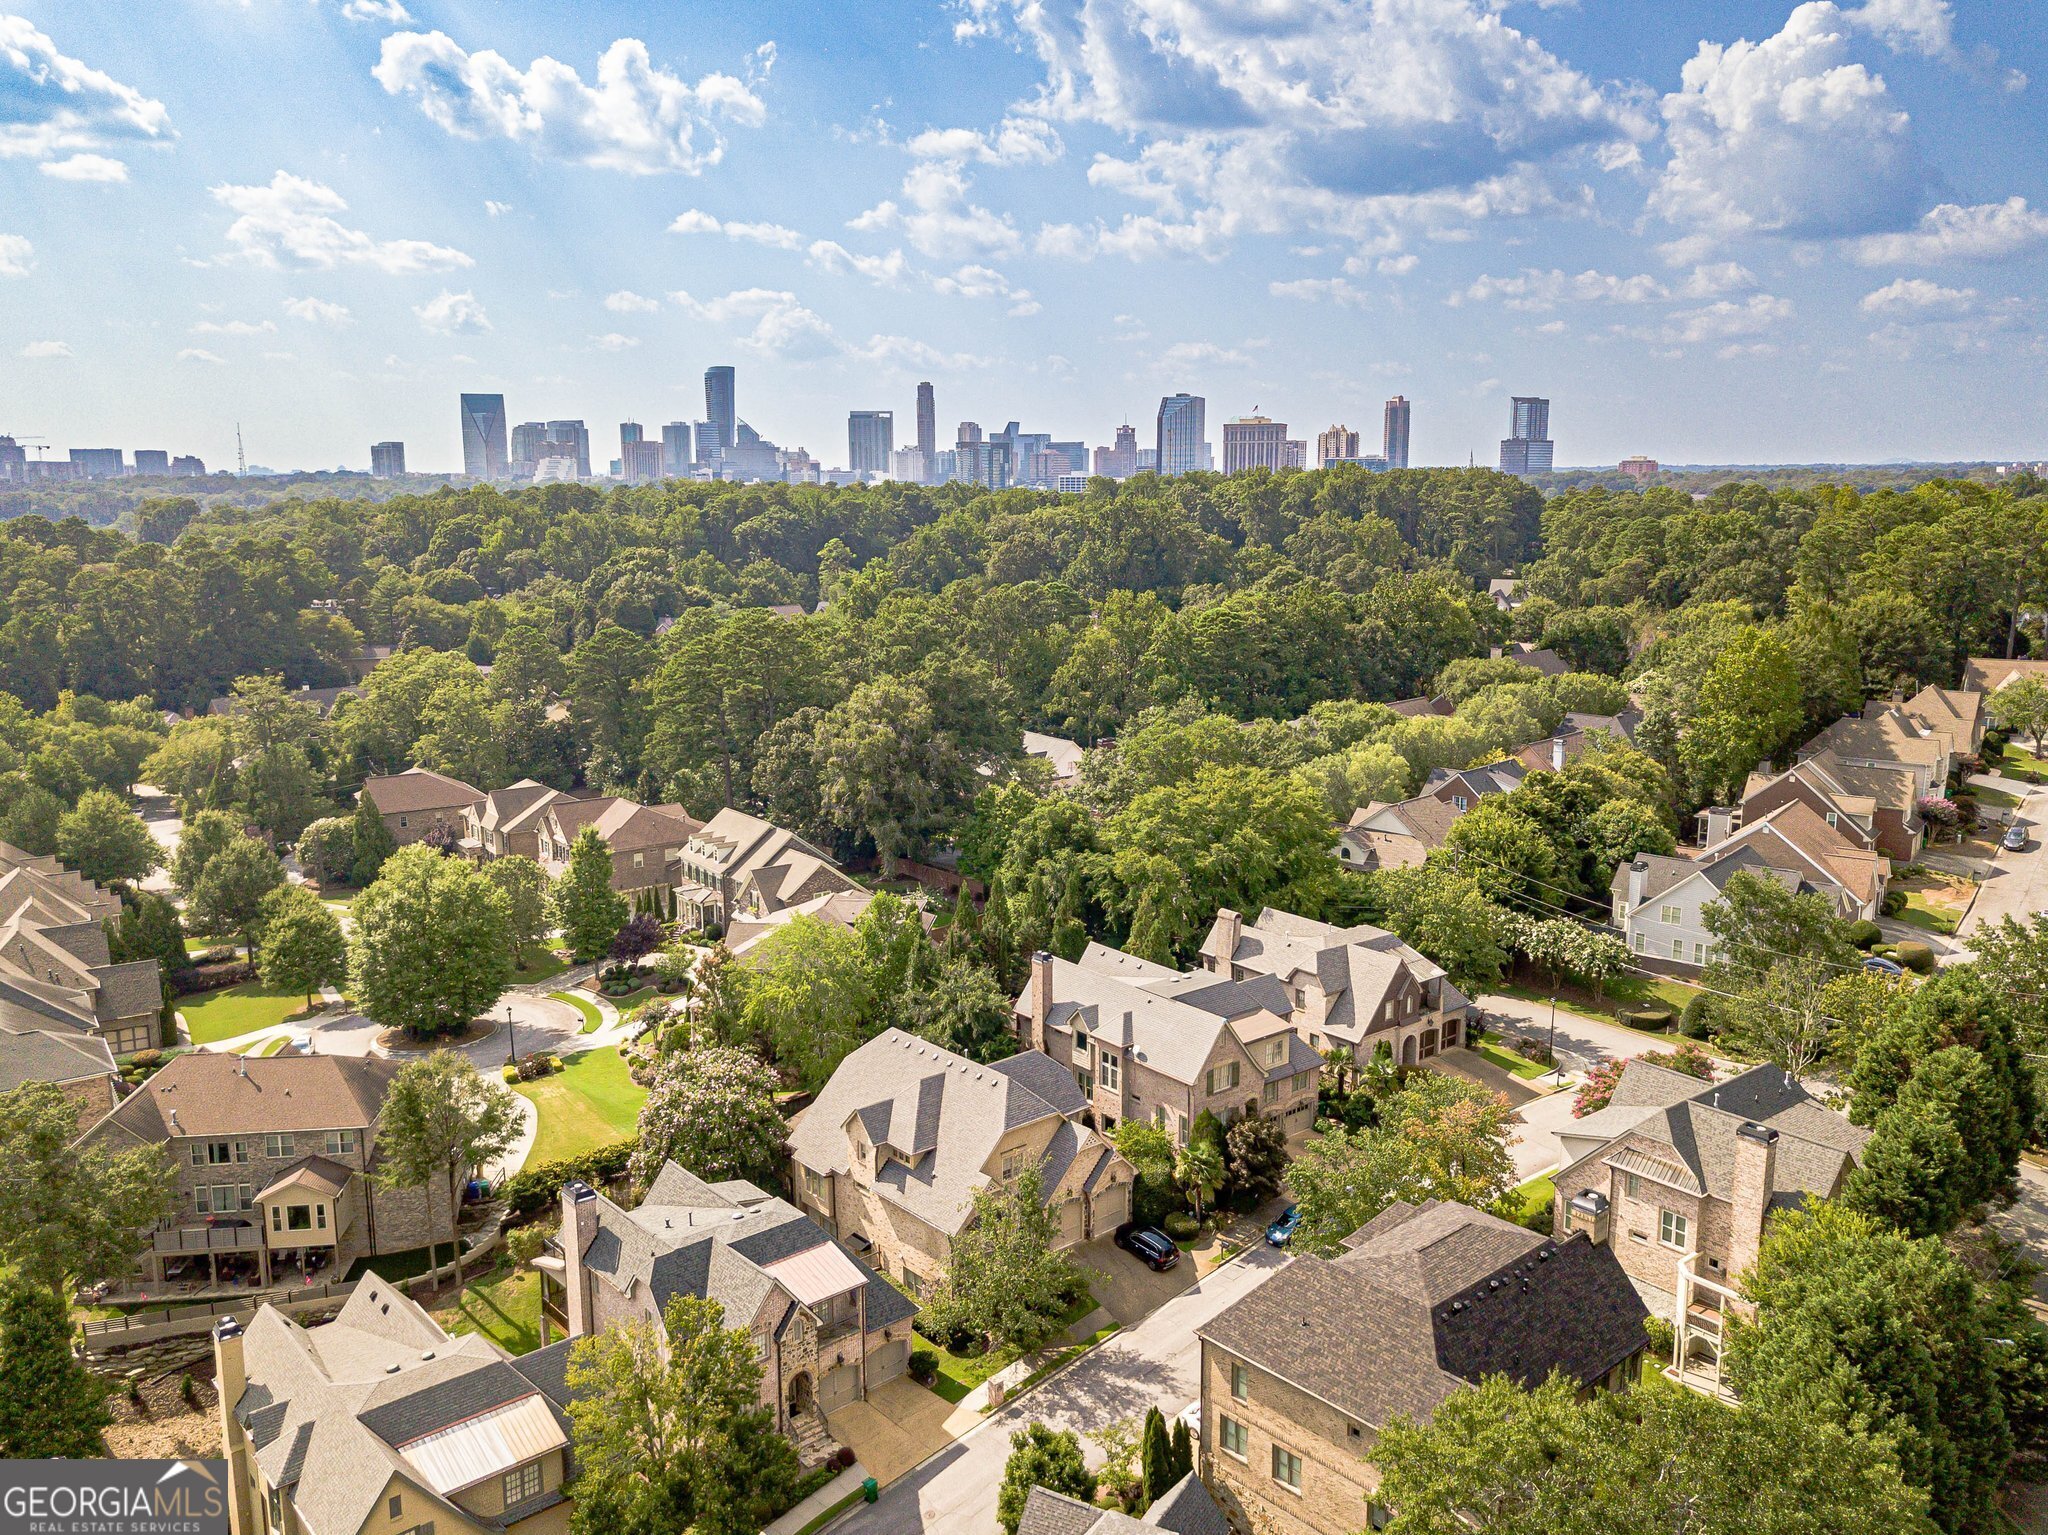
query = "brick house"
(81, 1051, 456, 1293)
(541, 1163, 917, 1465)
(215, 1279, 575, 1535)
(1014, 944, 1324, 1151)
(1510, 709, 1642, 774)
(1196, 1200, 1647, 1535)
(672, 808, 863, 929)
(787, 1029, 1133, 1299)
(461, 778, 571, 861)
(1196, 908, 1475, 1069)
(533, 796, 701, 897)
(1418, 758, 1525, 815)
(0, 838, 165, 1056)
(1552, 1060, 1869, 1330)
(360, 767, 485, 847)
(1733, 747, 1923, 862)
(0, 1020, 119, 1130)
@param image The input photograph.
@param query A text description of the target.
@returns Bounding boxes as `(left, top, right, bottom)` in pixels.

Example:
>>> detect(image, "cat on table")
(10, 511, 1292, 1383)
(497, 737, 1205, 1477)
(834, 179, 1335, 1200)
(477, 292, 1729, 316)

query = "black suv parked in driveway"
(1115, 1222, 1180, 1271)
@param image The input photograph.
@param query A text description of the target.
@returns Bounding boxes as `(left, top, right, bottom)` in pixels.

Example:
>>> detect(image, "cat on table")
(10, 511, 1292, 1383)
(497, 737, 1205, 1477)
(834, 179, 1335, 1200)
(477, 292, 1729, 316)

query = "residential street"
(1958, 779, 2048, 943)
(1478, 992, 1674, 1071)
(829, 1246, 1291, 1535)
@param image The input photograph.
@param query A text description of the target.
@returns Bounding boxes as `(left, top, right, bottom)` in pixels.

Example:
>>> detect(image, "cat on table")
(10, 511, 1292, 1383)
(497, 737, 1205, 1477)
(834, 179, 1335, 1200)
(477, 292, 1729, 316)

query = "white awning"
(396, 1394, 566, 1495)
(760, 1243, 869, 1307)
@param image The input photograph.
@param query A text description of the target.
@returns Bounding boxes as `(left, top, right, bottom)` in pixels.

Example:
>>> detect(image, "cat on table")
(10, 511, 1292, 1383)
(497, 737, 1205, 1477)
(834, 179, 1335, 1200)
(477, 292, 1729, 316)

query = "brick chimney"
(1212, 908, 1242, 975)
(214, 1317, 254, 1535)
(562, 1181, 599, 1337)
(1028, 951, 1054, 1050)
(1727, 1122, 1778, 1296)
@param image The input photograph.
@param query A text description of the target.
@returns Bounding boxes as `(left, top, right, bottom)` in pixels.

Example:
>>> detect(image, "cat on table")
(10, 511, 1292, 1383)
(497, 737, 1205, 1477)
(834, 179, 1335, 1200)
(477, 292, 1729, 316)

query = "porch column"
(258, 1246, 271, 1287)
(207, 1251, 218, 1288)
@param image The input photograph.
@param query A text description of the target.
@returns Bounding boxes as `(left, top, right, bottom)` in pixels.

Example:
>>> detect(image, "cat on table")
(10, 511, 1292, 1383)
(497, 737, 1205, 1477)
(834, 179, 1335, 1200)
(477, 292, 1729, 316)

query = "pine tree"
(351, 790, 397, 885)
(0, 1273, 110, 1457)
(1169, 1415, 1193, 1483)
(983, 869, 1018, 988)
(1140, 1405, 1173, 1508)
(552, 826, 629, 961)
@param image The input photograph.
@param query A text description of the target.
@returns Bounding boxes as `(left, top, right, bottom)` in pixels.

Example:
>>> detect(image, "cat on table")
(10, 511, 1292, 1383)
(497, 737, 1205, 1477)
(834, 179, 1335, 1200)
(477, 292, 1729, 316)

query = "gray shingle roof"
(1019, 1475, 1229, 1535)
(0, 1022, 116, 1092)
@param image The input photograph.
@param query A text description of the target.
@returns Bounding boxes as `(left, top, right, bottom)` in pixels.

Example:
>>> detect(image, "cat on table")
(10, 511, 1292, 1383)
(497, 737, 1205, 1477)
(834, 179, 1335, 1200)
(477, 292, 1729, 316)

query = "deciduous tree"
(630, 1046, 786, 1190)
(349, 845, 512, 1039)
(998, 1424, 1097, 1535)
(0, 1081, 174, 1296)
(373, 1051, 521, 1287)
(55, 786, 159, 886)
(552, 826, 628, 962)
(255, 884, 346, 1007)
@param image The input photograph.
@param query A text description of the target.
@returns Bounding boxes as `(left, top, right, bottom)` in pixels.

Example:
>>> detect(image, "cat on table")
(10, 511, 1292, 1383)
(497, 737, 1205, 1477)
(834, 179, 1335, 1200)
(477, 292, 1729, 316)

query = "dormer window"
(1001, 1147, 1026, 1181)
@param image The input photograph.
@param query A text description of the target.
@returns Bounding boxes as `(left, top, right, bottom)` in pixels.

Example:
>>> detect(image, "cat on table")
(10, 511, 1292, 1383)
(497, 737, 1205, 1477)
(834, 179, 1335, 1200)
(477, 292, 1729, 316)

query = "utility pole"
(236, 422, 246, 479)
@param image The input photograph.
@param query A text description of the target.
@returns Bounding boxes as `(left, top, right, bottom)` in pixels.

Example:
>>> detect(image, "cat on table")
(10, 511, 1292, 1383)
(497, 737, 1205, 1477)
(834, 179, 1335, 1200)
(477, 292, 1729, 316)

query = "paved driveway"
(1478, 994, 1686, 1071)
(1507, 1087, 1584, 1183)
(829, 1247, 1289, 1535)
(1424, 1045, 1545, 1106)
(828, 1377, 957, 1486)
(1958, 781, 2048, 943)
(1076, 1234, 1200, 1327)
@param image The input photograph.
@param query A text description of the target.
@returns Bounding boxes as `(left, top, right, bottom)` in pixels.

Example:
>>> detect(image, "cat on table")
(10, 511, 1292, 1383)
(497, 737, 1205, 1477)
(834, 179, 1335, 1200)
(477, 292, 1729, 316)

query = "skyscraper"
(1094, 424, 1139, 479)
(70, 448, 123, 478)
(704, 365, 736, 454)
(622, 440, 664, 483)
(848, 410, 894, 476)
(662, 423, 693, 477)
(915, 381, 936, 458)
(510, 421, 548, 471)
(1316, 425, 1360, 468)
(890, 446, 929, 484)
(371, 441, 406, 477)
(171, 455, 206, 477)
(1156, 393, 1205, 477)
(0, 437, 26, 481)
(1383, 395, 1411, 470)
(133, 450, 170, 475)
(545, 420, 591, 479)
(693, 422, 717, 469)
(954, 423, 1011, 488)
(1221, 415, 1287, 473)
(1499, 396, 1554, 475)
(460, 393, 509, 480)
(620, 420, 643, 458)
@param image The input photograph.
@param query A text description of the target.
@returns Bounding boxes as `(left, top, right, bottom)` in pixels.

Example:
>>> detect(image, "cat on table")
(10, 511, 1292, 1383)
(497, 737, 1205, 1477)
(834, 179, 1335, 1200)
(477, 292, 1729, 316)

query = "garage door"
(818, 1360, 862, 1412)
(866, 1337, 909, 1387)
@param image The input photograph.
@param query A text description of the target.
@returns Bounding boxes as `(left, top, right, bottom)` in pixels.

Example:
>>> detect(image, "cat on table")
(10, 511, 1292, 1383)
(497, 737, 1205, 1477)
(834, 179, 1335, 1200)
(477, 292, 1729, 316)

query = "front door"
(788, 1372, 814, 1416)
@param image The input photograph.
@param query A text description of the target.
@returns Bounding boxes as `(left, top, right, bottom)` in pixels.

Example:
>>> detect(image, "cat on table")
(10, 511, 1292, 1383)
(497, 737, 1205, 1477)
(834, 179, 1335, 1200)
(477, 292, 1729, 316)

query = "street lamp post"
(1548, 992, 1563, 1082)
(506, 1002, 517, 1066)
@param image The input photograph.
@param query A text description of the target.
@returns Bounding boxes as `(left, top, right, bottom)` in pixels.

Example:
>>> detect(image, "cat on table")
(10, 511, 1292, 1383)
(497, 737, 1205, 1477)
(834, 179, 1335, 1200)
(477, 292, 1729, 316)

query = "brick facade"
(1200, 1344, 1383, 1535)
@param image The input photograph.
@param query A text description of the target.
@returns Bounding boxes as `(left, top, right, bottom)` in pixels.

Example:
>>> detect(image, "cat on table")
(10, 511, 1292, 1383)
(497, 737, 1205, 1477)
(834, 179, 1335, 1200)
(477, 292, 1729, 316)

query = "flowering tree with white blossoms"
(630, 1045, 787, 1190)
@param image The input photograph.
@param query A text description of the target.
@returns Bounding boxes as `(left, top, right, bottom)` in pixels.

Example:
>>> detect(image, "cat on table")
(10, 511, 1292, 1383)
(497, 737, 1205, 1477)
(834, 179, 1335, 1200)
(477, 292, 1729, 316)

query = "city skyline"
(2, 3, 2046, 471)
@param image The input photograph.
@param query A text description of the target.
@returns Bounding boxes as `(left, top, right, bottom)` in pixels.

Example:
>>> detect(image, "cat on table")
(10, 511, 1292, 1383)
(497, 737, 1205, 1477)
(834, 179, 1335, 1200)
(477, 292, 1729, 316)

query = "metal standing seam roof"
(759, 1242, 872, 1306)
(392, 1393, 567, 1496)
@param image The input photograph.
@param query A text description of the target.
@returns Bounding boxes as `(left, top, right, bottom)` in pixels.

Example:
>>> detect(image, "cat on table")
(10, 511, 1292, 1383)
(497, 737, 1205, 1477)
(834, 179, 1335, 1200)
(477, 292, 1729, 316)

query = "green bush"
(908, 1348, 939, 1385)
(499, 1138, 640, 1217)
(1162, 1211, 1200, 1241)
(1644, 1315, 1675, 1363)
(1679, 995, 1717, 1040)
(1881, 889, 1908, 918)
(1895, 941, 1936, 974)
(1846, 920, 1883, 951)
(1616, 1001, 1677, 1030)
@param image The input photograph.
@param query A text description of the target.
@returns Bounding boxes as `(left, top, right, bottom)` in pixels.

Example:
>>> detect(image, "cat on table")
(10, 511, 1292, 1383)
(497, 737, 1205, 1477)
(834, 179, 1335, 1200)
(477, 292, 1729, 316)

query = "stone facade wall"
(383, 806, 466, 848)
(1551, 1143, 1735, 1320)
(1200, 1342, 1381, 1535)
(58, 1072, 119, 1133)
(364, 1170, 456, 1259)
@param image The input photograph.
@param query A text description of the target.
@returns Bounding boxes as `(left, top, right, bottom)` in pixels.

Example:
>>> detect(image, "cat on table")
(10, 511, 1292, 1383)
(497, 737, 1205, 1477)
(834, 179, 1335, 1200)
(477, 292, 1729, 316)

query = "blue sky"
(3, 0, 2045, 473)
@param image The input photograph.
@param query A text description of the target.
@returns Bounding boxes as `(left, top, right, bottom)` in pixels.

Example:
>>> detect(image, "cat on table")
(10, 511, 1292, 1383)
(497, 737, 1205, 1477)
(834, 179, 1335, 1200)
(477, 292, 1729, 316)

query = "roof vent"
(385, 1363, 401, 1373)
(732, 1211, 745, 1221)
(421, 1350, 435, 1360)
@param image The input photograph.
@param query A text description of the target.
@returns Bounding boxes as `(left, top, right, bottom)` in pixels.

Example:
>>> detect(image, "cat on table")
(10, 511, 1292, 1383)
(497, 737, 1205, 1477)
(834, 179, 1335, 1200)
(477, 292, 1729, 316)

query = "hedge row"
(501, 1137, 639, 1218)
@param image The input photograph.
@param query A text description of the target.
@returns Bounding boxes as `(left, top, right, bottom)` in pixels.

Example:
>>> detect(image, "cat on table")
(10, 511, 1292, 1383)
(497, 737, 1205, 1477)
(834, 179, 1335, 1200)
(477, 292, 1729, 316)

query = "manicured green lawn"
(1895, 892, 1960, 935)
(347, 1241, 461, 1284)
(513, 1048, 646, 1166)
(1993, 742, 2047, 779)
(513, 946, 572, 984)
(1510, 1175, 1556, 1231)
(1495, 973, 1700, 1035)
(547, 990, 604, 1033)
(1474, 1041, 1550, 1080)
(433, 1260, 543, 1356)
(179, 981, 312, 1044)
(598, 985, 655, 1009)
(917, 1287, 1097, 1403)
(183, 936, 237, 956)
(1973, 783, 2023, 811)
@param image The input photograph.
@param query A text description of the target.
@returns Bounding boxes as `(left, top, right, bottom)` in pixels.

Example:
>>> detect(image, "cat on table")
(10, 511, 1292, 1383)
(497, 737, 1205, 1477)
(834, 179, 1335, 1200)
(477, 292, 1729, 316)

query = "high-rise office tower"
(953, 423, 1011, 488)
(620, 420, 643, 460)
(510, 421, 548, 471)
(0, 437, 26, 481)
(171, 455, 206, 477)
(848, 410, 894, 476)
(1383, 395, 1411, 469)
(1316, 425, 1360, 468)
(693, 421, 717, 469)
(1283, 440, 1307, 470)
(133, 450, 170, 475)
(460, 393, 509, 480)
(1155, 393, 1205, 476)
(916, 381, 936, 457)
(70, 448, 123, 478)
(1221, 415, 1288, 473)
(1094, 424, 1139, 479)
(957, 420, 984, 445)
(371, 442, 407, 477)
(544, 420, 592, 480)
(622, 441, 664, 482)
(662, 423, 693, 477)
(704, 365, 736, 453)
(890, 446, 929, 484)
(1499, 396, 1554, 475)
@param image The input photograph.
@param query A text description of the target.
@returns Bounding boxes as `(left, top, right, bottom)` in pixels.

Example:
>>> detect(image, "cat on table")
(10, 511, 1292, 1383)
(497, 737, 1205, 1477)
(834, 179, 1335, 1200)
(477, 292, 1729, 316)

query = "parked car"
(1265, 1205, 1302, 1247)
(1115, 1222, 1180, 1271)
(1863, 955, 1904, 976)
(2004, 822, 2029, 852)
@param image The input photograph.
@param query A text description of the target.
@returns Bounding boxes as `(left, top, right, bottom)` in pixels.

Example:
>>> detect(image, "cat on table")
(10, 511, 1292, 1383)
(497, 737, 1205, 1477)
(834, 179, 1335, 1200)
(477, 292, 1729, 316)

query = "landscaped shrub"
(1162, 1211, 1200, 1240)
(1880, 889, 1908, 918)
(1514, 1194, 1553, 1236)
(499, 1138, 639, 1217)
(1644, 1315, 1675, 1363)
(1679, 995, 1718, 1040)
(1511, 1035, 1554, 1067)
(908, 1348, 939, 1385)
(1846, 920, 1883, 950)
(1895, 941, 1936, 974)
(1616, 1001, 1677, 1030)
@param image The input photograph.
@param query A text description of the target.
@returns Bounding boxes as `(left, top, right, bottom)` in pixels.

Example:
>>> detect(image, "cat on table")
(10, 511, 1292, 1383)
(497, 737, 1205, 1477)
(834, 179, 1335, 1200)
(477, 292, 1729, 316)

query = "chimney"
(1029, 951, 1054, 1051)
(1566, 1189, 1609, 1246)
(1551, 733, 1566, 772)
(1214, 908, 1242, 974)
(1727, 1122, 1778, 1298)
(215, 1317, 255, 1535)
(1627, 861, 1647, 909)
(562, 1181, 599, 1337)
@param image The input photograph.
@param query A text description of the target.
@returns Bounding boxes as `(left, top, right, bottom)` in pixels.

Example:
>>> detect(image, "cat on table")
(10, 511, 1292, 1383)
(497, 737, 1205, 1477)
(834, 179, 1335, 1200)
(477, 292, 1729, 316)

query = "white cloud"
(1846, 0, 1951, 57)
(484, 199, 513, 217)
(414, 289, 491, 334)
(190, 318, 278, 336)
(852, 334, 992, 371)
(668, 287, 840, 360)
(591, 332, 640, 351)
(211, 171, 472, 272)
(1451, 267, 1669, 310)
(19, 339, 69, 358)
(1632, 293, 1795, 345)
(1678, 261, 1757, 298)
(928, 263, 1037, 314)
(604, 289, 662, 313)
(374, 30, 771, 175)
(176, 347, 225, 364)
(1849, 197, 2048, 264)
(0, 16, 172, 167)
(805, 240, 910, 284)
(667, 209, 804, 247)
(0, 234, 32, 278)
(853, 161, 1021, 260)
(39, 152, 127, 182)
(1158, 340, 1251, 368)
(904, 115, 1061, 166)
(340, 0, 412, 22)
(283, 296, 352, 325)
(1270, 276, 1371, 307)
(1651, 3, 1937, 241)
(1859, 276, 1977, 314)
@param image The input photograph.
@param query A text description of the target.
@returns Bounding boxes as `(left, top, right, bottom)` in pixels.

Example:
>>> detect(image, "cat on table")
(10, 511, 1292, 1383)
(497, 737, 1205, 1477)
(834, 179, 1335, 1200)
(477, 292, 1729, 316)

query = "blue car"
(1266, 1206, 1301, 1247)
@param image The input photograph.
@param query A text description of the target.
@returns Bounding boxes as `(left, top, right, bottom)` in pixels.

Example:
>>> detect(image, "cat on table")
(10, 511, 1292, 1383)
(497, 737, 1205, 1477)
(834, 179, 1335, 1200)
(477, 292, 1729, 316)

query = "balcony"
(1666, 1251, 1744, 1404)
(152, 1221, 264, 1255)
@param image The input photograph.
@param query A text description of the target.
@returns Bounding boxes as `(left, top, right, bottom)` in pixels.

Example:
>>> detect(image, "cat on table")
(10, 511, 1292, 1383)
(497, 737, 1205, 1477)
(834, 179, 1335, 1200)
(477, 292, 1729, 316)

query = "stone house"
(1733, 747, 1924, 862)
(788, 1029, 1134, 1299)
(1020, 1475, 1231, 1535)
(81, 1051, 455, 1292)
(0, 1020, 119, 1131)
(0, 838, 165, 1056)
(461, 778, 571, 862)
(1196, 1200, 1647, 1535)
(540, 1163, 917, 1465)
(1552, 1060, 1869, 1330)
(1418, 759, 1525, 815)
(672, 808, 863, 929)
(1334, 797, 1456, 872)
(533, 796, 701, 897)
(214, 1277, 575, 1535)
(1015, 944, 1324, 1151)
(360, 767, 485, 847)
(1197, 907, 1474, 1068)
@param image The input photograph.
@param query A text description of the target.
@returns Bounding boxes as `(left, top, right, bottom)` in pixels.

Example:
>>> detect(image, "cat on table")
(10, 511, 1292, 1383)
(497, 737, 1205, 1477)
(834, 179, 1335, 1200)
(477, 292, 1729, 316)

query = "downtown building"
(1156, 392, 1207, 476)
(370, 441, 406, 477)
(848, 410, 894, 477)
(1383, 395, 1412, 469)
(1499, 396, 1554, 475)
(459, 393, 509, 480)
(1222, 415, 1288, 473)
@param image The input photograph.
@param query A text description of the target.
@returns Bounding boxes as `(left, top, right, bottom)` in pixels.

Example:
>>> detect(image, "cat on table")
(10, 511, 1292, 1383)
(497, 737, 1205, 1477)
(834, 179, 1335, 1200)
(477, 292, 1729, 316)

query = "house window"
(633, 852, 645, 868)
(1660, 1210, 1689, 1250)
(502, 1462, 544, 1506)
(316, 1204, 327, 1230)
(1671, 938, 1684, 960)
(324, 1130, 358, 1156)
(1205, 1062, 1240, 1096)
(1658, 903, 1681, 925)
(1271, 1446, 1302, 1492)
(1098, 1051, 1120, 1092)
(263, 1133, 295, 1159)
(1453, 795, 1469, 812)
(1622, 1171, 1641, 1201)
(1218, 1416, 1247, 1459)
(1631, 931, 1645, 954)
(1263, 1081, 1280, 1107)
(1825, 810, 1838, 828)
(388, 1495, 402, 1520)
(802, 1167, 830, 1202)
(1001, 1147, 1026, 1182)
(287, 1206, 313, 1231)
(270, 1207, 282, 1231)
(270, 1489, 283, 1526)
(1265, 1038, 1288, 1068)
(201, 1140, 243, 1166)
(1230, 1363, 1249, 1401)
(1368, 1505, 1393, 1530)
(1693, 942, 1706, 965)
